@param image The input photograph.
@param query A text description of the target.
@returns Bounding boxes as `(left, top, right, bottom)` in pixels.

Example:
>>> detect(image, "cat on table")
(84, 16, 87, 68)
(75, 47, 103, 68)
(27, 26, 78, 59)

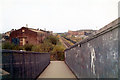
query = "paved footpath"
(38, 61, 76, 78)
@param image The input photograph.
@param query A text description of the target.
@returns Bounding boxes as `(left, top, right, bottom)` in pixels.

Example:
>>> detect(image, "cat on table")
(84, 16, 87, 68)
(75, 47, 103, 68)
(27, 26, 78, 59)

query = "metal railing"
(1, 49, 50, 79)
(63, 37, 76, 44)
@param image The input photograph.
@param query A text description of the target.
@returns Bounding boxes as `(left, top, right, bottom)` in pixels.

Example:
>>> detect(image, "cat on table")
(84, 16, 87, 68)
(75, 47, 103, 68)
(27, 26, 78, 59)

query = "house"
(68, 29, 96, 37)
(10, 26, 51, 46)
(2, 29, 14, 42)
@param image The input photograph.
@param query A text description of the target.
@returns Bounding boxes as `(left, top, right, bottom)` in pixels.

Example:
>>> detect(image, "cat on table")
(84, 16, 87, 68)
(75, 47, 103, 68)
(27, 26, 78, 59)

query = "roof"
(22, 27, 49, 33)
(68, 29, 96, 32)
(29, 28, 44, 33)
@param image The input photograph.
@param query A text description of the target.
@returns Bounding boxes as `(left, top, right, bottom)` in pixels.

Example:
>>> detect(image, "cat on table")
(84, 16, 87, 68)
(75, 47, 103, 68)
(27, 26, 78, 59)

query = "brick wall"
(10, 27, 48, 46)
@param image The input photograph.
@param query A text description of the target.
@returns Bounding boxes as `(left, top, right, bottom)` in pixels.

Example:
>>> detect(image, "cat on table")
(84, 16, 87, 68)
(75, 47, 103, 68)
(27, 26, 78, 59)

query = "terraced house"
(10, 26, 52, 46)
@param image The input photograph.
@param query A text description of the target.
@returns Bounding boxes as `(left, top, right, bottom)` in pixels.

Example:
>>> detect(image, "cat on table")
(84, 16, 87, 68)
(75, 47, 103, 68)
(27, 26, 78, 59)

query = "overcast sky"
(0, 0, 119, 33)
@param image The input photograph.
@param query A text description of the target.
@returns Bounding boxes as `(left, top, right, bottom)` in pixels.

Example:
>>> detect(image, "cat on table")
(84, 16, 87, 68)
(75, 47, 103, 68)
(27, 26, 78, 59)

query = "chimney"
(26, 24, 28, 27)
(37, 28, 39, 30)
(44, 28, 46, 31)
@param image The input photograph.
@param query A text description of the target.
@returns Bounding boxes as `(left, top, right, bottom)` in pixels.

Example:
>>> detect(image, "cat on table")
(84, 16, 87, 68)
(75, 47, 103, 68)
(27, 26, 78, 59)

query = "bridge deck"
(38, 61, 76, 78)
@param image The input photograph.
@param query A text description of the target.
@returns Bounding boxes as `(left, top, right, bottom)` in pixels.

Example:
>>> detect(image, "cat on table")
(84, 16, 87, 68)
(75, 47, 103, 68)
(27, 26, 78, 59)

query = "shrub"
(24, 44, 33, 51)
(2, 41, 24, 50)
(43, 42, 54, 52)
(18, 46, 24, 50)
(32, 42, 54, 53)
(2, 41, 15, 50)
(12, 45, 20, 50)
(51, 45, 65, 60)
(32, 44, 43, 52)
(44, 35, 59, 45)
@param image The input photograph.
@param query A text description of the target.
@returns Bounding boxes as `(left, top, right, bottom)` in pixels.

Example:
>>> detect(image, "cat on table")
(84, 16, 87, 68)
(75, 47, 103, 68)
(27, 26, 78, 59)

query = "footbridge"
(0, 18, 120, 79)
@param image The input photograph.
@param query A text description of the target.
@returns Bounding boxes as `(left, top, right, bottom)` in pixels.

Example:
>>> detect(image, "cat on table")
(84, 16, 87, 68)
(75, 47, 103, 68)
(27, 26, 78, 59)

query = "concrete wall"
(1, 50, 50, 79)
(65, 18, 120, 78)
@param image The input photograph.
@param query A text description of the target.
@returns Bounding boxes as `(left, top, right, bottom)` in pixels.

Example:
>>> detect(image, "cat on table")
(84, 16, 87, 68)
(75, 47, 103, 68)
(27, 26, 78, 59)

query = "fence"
(65, 18, 120, 79)
(1, 49, 50, 79)
(63, 37, 76, 44)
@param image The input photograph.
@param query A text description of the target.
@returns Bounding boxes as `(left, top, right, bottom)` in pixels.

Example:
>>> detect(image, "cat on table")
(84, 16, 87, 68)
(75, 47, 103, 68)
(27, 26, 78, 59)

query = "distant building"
(3, 29, 14, 41)
(68, 29, 96, 37)
(68, 30, 78, 35)
(10, 27, 51, 46)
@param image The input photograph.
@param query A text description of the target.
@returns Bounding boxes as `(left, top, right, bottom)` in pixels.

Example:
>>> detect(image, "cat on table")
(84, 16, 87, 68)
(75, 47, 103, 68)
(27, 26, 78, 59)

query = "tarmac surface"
(38, 61, 76, 78)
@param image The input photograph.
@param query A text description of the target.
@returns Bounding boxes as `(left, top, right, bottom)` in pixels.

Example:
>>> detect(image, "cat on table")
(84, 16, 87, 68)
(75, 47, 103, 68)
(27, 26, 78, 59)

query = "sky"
(0, 0, 119, 33)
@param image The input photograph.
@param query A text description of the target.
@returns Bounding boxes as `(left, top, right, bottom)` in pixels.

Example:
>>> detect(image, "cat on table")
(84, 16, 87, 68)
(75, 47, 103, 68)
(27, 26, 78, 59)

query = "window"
(26, 41, 28, 44)
(22, 29, 25, 32)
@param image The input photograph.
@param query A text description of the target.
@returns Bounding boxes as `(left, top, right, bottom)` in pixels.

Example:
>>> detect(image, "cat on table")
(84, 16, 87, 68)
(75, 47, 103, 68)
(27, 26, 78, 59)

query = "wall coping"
(1, 49, 49, 54)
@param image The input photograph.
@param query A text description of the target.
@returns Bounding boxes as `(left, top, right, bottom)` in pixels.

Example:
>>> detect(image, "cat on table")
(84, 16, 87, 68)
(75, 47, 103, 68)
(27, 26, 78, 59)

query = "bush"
(32, 44, 44, 52)
(51, 45, 65, 60)
(18, 46, 24, 50)
(43, 42, 54, 52)
(2, 41, 15, 50)
(44, 35, 59, 45)
(2, 41, 25, 50)
(23, 44, 33, 51)
(32, 42, 54, 53)
(12, 45, 20, 50)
